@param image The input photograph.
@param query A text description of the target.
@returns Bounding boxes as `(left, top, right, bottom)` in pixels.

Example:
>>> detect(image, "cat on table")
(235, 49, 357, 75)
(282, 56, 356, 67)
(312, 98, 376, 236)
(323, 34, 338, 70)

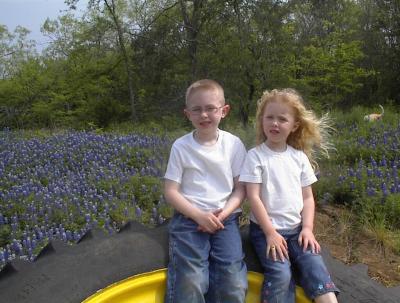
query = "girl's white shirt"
(239, 143, 317, 230)
(164, 129, 247, 212)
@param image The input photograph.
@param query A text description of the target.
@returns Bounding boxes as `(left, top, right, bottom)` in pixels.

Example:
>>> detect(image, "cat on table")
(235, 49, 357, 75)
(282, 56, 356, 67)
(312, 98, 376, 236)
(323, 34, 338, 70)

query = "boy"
(164, 79, 248, 303)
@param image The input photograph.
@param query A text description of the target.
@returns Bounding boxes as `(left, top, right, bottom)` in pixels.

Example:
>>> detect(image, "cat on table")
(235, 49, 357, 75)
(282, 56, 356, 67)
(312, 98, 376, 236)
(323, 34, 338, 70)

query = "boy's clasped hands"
(196, 208, 226, 233)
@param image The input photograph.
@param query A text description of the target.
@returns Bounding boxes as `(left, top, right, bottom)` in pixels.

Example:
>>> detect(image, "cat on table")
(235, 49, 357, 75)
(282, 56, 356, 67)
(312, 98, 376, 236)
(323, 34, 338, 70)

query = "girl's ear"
(292, 121, 300, 132)
(221, 104, 230, 118)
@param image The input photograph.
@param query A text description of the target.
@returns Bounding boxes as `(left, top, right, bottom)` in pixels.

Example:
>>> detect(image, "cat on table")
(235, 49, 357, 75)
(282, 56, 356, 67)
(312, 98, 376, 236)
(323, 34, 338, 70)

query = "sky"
(0, 0, 86, 51)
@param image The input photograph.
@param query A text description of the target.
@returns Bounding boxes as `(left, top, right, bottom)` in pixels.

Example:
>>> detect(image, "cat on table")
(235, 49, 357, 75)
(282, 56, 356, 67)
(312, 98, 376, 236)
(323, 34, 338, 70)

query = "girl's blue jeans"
(165, 212, 248, 303)
(250, 222, 339, 302)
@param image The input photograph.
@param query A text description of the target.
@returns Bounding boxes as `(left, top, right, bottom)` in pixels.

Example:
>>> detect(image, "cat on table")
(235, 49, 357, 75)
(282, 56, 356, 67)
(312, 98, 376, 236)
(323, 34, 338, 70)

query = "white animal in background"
(364, 105, 384, 122)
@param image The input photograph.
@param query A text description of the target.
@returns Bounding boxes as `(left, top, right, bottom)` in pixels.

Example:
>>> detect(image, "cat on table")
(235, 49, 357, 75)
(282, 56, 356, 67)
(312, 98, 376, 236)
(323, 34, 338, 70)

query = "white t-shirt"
(164, 129, 247, 211)
(239, 143, 317, 230)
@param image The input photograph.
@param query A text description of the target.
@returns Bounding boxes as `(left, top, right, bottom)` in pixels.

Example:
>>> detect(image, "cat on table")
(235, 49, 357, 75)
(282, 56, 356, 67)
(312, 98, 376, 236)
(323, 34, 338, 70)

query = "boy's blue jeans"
(165, 212, 248, 303)
(250, 222, 339, 302)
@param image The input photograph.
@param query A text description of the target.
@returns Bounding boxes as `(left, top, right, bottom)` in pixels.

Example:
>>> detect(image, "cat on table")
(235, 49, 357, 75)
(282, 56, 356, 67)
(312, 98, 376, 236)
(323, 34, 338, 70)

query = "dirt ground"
(315, 204, 400, 287)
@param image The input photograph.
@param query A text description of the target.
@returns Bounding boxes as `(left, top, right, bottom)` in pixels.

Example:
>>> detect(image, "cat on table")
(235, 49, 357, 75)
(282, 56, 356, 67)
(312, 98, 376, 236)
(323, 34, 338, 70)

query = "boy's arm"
(246, 182, 288, 262)
(164, 179, 224, 233)
(299, 185, 321, 253)
(216, 177, 245, 222)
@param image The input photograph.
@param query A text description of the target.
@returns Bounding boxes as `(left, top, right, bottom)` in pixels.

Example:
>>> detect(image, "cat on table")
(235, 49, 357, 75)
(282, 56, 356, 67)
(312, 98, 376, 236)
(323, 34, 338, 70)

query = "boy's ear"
(221, 104, 230, 118)
(183, 108, 190, 119)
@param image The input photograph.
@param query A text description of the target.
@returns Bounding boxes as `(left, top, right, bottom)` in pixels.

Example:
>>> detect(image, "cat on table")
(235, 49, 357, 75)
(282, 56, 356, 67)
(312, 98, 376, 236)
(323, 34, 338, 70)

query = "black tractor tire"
(0, 222, 399, 303)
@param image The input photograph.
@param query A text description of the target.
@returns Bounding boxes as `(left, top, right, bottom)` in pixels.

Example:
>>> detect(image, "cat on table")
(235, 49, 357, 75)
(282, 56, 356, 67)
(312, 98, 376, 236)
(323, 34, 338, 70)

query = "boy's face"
(184, 89, 229, 135)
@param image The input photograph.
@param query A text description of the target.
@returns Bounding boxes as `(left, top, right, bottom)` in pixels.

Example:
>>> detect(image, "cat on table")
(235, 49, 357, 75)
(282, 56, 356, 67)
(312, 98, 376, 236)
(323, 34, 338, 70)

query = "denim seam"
(167, 238, 177, 302)
(214, 263, 220, 303)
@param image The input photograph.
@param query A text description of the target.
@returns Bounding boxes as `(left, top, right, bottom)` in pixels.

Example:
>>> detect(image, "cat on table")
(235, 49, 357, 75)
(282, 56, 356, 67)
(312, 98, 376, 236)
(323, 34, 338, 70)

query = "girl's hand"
(266, 230, 288, 262)
(196, 210, 224, 233)
(298, 227, 321, 254)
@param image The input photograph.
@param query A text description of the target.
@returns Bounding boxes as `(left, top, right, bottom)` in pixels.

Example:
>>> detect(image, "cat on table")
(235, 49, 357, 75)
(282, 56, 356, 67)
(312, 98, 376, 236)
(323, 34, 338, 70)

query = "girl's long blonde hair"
(255, 88, 333, 168)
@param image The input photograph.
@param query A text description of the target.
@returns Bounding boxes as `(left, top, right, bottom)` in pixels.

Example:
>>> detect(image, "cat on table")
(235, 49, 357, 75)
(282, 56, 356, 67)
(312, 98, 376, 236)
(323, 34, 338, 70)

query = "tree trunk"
(179, 0, 205, 81)
(233, 0, 252, 127)
(104, 0, 137, 120)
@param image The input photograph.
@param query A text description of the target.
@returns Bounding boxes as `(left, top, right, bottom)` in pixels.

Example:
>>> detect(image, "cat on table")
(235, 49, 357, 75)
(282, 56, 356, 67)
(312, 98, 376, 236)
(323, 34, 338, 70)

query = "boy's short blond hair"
(185, 79, 225, 106)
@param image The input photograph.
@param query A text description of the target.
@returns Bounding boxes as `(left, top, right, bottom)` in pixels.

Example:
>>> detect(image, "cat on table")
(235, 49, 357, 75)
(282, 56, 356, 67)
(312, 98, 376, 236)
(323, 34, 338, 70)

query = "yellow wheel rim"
(83, 269, 311, 303)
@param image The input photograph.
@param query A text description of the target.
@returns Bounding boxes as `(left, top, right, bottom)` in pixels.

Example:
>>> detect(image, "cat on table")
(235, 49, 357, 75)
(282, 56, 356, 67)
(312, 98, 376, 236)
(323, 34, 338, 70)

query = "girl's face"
(262, 100, 299, 151)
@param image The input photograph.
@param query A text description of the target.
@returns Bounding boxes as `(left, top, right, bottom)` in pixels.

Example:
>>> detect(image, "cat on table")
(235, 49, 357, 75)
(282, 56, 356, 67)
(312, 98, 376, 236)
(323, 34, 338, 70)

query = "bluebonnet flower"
(381, 183, 389, 197)
(158, 215, 165, 225)
(135, 206, 142, 219)
(366, 187, 375, 196)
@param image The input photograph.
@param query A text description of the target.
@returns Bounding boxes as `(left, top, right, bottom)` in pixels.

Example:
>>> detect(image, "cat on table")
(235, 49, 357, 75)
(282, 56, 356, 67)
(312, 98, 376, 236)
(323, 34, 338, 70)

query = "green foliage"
(127, 175, 162, 210)
(383, 194, 400, 230)
(315, 171, 358, 206)
(225, 121, 256, 150)
(108, 119, 188, 137)
(108, 203, 129, 228)
(125, 147, 154, 170)
(294, 37, 372, 109)
(2, 0, 399, 129)
(0, 225, 11, 247)
(51, 209, 69, 226)
(95, 174, 168, 226)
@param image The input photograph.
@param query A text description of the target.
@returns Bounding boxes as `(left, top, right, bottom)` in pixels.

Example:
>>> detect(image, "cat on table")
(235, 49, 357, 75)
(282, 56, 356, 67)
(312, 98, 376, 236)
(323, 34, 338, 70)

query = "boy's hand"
(266, 230, 288, 262)
(298, 227, 321, 254)
(196, 210, 224, 233)
(214, 208, 229, 222)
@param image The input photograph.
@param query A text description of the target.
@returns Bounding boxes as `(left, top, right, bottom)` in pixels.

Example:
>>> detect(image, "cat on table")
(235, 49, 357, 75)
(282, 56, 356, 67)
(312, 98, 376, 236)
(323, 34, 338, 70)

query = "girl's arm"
(246, 182, 288, 262)
(215, 177, 245, 222)
(299, 185, 321, 253)
(164, 179, 224, 233)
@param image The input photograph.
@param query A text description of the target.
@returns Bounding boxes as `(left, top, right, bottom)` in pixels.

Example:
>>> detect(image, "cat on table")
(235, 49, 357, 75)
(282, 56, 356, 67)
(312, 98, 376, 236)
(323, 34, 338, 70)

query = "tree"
(290, 0, 372, 109)
(178, 0, 207, 81)
(358, 0, 400, 104)
(41, 11, 131, 128)
(0, 25, 37, 127)
(66, 0, 138, 120)
(200, 0, 294, 126)
(0, 25, 36, 79)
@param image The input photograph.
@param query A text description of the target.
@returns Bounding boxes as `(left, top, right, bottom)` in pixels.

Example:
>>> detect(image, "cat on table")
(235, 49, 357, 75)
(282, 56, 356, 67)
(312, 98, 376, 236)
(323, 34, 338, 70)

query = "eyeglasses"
(187, 106, 224, 116)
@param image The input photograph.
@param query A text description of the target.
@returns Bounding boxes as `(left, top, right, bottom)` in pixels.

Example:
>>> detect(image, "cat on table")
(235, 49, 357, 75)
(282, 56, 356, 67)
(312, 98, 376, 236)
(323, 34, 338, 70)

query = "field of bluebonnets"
(315, 109, 400, 231)
(1, 107, 400, 265)
(0, 127, 174, 264)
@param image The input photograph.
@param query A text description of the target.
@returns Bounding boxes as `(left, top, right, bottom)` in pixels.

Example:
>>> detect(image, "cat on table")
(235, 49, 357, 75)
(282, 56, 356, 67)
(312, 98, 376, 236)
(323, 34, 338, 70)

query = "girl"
(239, 89, 339, 303)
